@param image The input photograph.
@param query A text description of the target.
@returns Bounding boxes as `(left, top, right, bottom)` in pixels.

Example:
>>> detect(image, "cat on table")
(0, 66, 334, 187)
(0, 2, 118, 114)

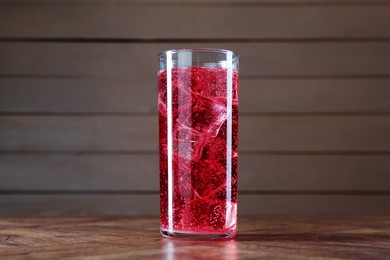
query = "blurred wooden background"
(0, 0, 390, 215)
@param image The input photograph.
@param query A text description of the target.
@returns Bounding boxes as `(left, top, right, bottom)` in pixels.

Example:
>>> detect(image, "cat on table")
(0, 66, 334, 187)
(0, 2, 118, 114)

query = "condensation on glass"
(158, 49, 239, 239)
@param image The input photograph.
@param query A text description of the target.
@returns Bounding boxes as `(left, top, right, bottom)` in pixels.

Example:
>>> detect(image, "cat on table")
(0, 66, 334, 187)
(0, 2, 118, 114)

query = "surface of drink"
(159, 66, 238, 237)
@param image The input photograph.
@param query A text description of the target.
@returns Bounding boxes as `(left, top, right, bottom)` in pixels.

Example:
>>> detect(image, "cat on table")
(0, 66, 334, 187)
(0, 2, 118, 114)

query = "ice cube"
(192, 160, 226, 199)
(187, 94, 227, 137)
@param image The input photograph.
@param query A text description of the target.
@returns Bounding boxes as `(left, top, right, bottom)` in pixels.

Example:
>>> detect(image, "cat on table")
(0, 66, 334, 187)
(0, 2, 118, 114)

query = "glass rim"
(158, 48, 238, 59)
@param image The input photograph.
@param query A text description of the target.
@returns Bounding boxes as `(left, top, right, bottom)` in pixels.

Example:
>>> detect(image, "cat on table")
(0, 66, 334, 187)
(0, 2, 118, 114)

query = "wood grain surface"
(2, 0, 390, 3)
(1, 78, 390, 113)
(2, 43, 390, 77)
(1, 116, 389, 152)
(1, 195, 390, 215)
(1, 154, 390, 191)
(1, 4, 390, 39)
(0, 216, 389, 259)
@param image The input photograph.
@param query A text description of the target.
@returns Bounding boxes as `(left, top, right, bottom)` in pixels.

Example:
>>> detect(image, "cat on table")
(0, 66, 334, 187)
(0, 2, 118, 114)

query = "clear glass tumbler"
(158, 49, 239, 239)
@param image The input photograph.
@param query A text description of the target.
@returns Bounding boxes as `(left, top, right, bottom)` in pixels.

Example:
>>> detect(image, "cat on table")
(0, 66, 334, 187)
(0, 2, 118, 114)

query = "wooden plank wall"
(0, 0, 390, 215)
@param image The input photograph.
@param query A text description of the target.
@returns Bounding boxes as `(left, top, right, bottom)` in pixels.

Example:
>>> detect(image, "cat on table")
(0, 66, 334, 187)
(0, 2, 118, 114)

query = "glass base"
(161, 229, 235, 240)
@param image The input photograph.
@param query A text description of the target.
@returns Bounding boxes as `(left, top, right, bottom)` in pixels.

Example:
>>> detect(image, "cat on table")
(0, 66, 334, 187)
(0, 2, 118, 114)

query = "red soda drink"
(159, 50, 238, 239)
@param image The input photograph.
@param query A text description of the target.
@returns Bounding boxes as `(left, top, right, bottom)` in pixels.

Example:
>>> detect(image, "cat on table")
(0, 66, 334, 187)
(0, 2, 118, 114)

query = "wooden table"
(0, 216, 389, 259)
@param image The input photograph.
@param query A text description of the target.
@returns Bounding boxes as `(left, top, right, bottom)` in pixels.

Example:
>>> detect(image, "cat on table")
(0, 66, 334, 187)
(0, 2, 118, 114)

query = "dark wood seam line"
(241, 191, 390, 195)
(1, 112, 390, 116)
(242, 75, 390, 79)
(2, 74, 390, 80)
(2, 1, 390, 7)
(0, 190, 390, 195)
(241, 151, 390, 155)
(0, 151, 390, 155)
(2, 37, 390, 43)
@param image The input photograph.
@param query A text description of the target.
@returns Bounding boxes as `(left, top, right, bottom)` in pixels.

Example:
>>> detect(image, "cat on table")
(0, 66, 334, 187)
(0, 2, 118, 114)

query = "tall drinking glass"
(158, 49, 239, 239)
